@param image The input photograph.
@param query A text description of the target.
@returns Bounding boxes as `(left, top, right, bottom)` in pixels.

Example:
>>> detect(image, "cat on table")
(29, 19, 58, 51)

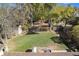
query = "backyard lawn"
(7, 31, 68, 52)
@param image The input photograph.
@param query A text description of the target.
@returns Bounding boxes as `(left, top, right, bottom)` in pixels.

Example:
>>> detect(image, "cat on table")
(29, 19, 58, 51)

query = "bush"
(71, 25, 79, 45)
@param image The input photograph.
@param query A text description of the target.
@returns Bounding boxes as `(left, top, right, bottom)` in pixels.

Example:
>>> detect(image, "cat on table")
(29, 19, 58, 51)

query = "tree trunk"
(64, 19, 67, 27)
(31, 19, 33, 27)
(48, 19, 52, 31)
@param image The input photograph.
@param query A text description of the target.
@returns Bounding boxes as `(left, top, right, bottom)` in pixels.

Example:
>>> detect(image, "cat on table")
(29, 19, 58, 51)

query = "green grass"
(8, 31, 67, 52)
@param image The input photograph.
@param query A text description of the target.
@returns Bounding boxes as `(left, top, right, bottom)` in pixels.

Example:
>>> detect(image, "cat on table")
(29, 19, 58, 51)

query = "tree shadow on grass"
(50, 36, 78, 52)
(50, 36, 63, 44)
(26, 31, 39, 35)
(25, 49, 32, 52)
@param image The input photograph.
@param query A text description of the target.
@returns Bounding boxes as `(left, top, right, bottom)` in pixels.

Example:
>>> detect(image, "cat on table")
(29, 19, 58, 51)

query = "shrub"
(71, 25, 79, 44)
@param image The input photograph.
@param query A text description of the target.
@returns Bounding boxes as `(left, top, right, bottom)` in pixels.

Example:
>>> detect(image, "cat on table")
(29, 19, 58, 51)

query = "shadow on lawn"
(50, 36, 72, 52)
(25, 49, 32, 52)
(26, 31, 39, 35)
(50, 36, 63, 44)
(50, 36, 78, 52)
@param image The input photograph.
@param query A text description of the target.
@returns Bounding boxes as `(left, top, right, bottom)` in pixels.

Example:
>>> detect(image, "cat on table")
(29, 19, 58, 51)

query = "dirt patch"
(7, 38, 17, 52)
(47, 43, 67, 50)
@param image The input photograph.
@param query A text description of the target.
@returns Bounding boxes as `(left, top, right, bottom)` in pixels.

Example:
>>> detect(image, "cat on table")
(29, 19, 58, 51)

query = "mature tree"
(60, 4, 75, 26)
